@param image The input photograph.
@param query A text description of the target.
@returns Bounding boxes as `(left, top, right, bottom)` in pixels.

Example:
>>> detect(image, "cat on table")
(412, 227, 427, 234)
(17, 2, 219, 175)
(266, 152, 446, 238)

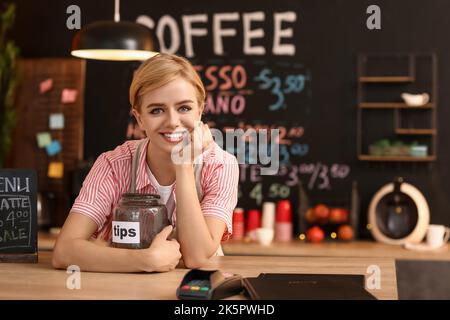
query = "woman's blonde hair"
(129, 53, 205, 111)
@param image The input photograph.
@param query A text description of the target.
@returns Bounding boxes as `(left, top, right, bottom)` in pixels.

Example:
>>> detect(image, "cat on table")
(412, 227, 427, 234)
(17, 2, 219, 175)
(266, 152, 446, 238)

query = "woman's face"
(133, 77, 203, 154)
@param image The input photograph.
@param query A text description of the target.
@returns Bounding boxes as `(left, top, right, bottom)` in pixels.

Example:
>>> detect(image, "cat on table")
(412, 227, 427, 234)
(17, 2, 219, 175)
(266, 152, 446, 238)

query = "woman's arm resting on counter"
(52, 212, 181, 273)
(175, 165, 226, 269)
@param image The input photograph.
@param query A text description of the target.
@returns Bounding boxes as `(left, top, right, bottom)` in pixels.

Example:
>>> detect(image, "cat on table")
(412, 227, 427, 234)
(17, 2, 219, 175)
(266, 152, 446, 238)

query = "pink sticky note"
(39, 78, 53, 94)
(61, 89, 78, 104)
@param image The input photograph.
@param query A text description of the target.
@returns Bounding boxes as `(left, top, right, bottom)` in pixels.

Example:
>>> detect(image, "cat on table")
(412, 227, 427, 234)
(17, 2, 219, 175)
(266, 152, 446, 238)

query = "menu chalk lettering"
(0, 169, 38, 263)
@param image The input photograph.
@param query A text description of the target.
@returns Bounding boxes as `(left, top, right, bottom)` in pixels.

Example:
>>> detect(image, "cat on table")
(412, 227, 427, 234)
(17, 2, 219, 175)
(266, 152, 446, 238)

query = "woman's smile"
(159, 130, 189, 143)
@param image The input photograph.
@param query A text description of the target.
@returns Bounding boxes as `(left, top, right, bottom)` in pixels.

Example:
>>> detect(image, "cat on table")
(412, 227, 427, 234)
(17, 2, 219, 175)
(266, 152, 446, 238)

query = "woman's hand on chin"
(171, 121, 213, 166)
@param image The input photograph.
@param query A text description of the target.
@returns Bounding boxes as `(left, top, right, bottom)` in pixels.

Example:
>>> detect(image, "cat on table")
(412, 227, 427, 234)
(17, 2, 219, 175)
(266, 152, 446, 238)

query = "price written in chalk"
(254, 68, 311, 111)
(210, 122, 308, 164)
(239, 163, 349, 206)
(279, 162, 351, 190)
(247, 182, 291, 206)
(0, 195, 32, 244)
(239, 163, 351, 190)
(0, 210, 30, 228)
(218, 122, 305, 144)
(279, 143, 310, 164)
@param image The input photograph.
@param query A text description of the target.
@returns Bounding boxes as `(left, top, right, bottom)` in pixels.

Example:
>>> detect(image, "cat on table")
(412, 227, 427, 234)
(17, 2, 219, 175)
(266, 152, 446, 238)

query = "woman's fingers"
(172, 121, 214, 165)
(199, 122, 213, 149)
(187, 122, 210, 154)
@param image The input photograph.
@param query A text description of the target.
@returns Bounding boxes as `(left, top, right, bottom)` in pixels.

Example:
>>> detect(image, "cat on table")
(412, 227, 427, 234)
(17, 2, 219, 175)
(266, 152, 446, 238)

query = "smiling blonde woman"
(52, 54, 239, 273)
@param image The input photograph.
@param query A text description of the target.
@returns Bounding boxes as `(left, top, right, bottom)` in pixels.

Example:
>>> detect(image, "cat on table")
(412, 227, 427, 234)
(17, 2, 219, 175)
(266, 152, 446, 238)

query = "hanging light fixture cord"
(114, 0, 120, 22)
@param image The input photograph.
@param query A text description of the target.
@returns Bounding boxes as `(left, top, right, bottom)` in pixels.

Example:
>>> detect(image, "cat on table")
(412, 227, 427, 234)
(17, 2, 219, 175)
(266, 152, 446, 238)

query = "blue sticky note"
(46, 140, 62, 156)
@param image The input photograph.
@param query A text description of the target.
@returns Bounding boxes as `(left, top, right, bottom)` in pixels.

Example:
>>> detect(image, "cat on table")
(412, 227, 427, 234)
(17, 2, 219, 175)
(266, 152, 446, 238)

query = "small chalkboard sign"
(0, 169, 38, 263)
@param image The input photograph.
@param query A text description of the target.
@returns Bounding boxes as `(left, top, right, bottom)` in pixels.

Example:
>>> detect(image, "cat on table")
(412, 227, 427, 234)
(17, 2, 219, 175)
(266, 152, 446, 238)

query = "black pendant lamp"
(71, 0, 158, 61)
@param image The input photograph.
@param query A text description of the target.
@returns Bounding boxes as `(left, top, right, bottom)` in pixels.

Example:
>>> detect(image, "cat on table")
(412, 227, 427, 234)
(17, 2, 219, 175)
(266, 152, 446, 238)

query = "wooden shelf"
(395, 128, 437, 135)
(357, 53, 437, 163)
(358, 155, 436, 162)
(359, 102, 435, 109)
(359, 76, 414, 83)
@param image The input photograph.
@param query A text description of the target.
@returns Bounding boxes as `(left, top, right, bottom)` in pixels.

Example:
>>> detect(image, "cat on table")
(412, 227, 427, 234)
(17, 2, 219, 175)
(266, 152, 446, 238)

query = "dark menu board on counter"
(0, 169, 38, 263)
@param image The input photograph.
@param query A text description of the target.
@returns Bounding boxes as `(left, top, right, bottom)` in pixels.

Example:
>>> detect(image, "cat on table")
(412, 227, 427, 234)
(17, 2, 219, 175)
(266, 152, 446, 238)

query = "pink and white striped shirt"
(71, 139, 239, 242)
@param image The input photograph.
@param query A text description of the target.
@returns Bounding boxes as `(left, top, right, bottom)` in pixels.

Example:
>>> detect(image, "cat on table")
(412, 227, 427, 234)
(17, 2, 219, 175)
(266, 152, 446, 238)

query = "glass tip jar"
(112, 193, 170, 249)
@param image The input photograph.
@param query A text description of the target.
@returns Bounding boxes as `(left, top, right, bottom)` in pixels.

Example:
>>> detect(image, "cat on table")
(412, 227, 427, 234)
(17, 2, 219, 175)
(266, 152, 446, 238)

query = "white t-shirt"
(146, 165, 175, 205)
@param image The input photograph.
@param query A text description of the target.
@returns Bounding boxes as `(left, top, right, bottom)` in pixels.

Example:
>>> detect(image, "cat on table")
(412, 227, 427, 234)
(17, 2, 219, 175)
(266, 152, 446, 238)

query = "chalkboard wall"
(10, 0, 450, 236)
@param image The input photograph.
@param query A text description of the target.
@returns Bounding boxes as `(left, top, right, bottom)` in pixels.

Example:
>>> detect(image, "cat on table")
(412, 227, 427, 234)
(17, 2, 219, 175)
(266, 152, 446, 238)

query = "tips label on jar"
(112, 221, 140, 244)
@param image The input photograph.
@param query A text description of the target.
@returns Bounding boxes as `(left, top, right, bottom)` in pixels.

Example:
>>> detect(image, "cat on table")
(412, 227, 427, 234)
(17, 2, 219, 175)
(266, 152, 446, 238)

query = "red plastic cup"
(275, 200, 292, 242)
(276, 200, 292, 223)
(232, 208, 245, 240)
(233, 208, 245, 223)
(246, 209, 261, 238)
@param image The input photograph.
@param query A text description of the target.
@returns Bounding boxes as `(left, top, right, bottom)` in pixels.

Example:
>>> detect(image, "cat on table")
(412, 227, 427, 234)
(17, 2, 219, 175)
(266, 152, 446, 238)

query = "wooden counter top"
(222, 240, 450, 261)
(38, 231, 57, 251)
(0, 251, 397, 300)
(38, 232, 450, 261)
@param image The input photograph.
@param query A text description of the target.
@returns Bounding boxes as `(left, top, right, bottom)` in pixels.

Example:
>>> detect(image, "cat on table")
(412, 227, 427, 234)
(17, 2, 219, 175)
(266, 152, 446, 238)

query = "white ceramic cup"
(401, 93, 430, 107)
(426, 224, 450, 248)
(255, 228, 274, 246)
